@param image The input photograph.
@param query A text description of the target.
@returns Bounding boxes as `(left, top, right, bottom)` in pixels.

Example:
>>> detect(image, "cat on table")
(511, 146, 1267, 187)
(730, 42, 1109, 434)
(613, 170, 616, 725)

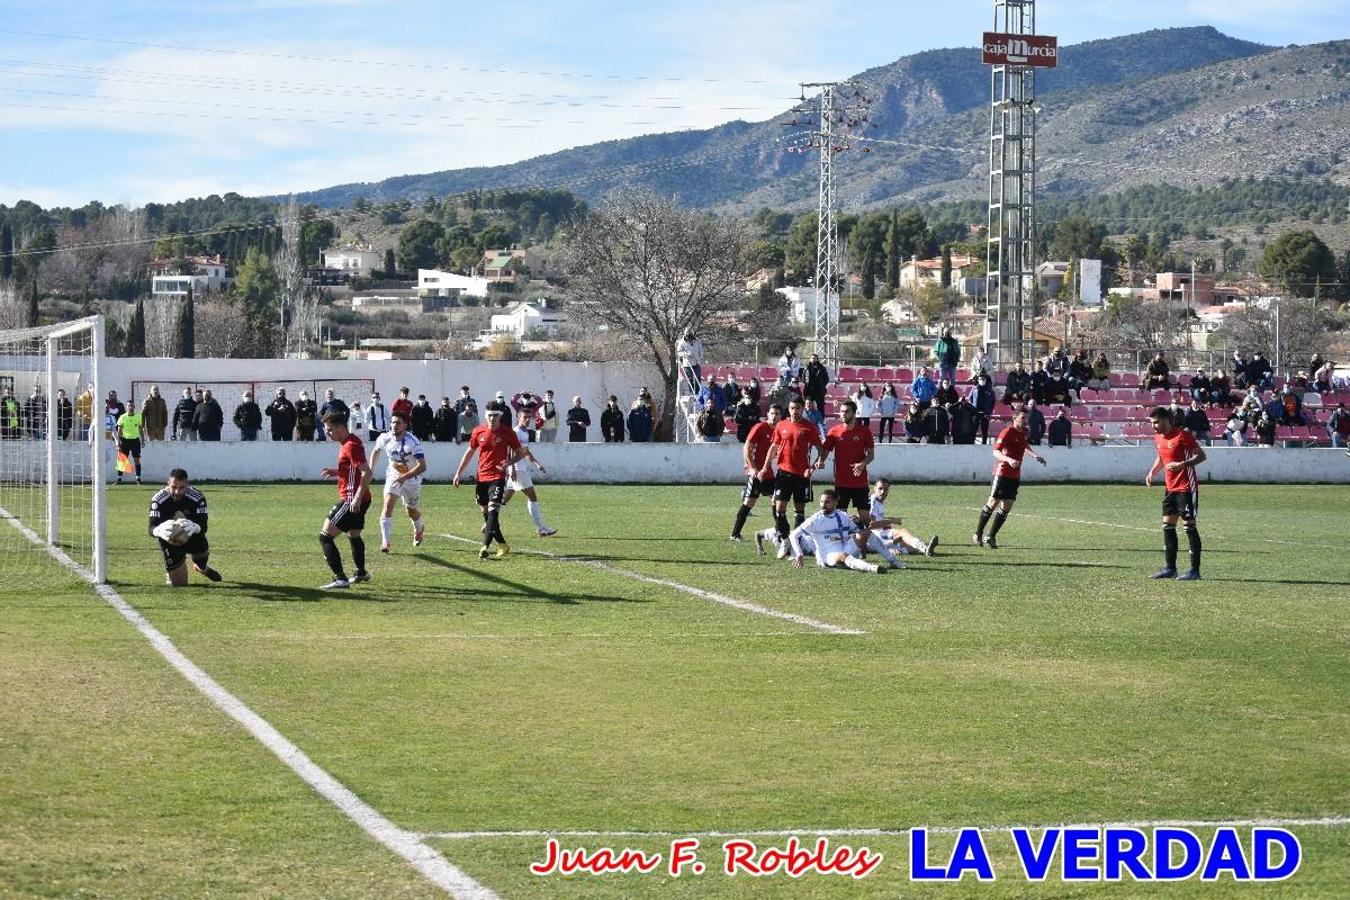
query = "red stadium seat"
(857, 367, 877, 382)
(837, 366, 858, 382)
(1119, 373, 1141, 388)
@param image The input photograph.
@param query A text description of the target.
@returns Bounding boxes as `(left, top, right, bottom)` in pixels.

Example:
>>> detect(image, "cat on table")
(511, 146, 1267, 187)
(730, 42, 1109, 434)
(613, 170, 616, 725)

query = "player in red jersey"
(973, 408, 1046, 549)
(730, 404, 782, 541)
(817, 399, 875, 516)
(452, 408, 524, 559)
(757, 396, 824, 557)
(318, 411, 374, 589)
(1145, 405, 1207, 580)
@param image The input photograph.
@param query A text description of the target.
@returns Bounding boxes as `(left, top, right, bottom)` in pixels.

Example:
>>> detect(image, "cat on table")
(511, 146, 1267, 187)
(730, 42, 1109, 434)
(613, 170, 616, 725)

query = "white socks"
(843, 556, 879, 573)
(380, 517, 393, 543)
(866, 532, 902, 567)
(526, 499, 548, 530)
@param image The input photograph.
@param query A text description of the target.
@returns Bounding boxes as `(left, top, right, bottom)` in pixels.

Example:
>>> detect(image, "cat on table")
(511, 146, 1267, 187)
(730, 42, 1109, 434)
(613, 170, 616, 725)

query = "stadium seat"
(838, 366, 858, 382)
(896, 368, 913, 383)
(1120, 373, 1141, 387)
(760, 366, 778, 380)
(1177, 374, 1192, 388)
(875, 367, 896, 382)
(857, 367, 877, 382)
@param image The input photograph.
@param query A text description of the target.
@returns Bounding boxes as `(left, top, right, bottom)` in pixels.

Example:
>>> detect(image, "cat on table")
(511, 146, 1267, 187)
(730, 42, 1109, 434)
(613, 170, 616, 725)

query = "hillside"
(282, 26, 1326, 212)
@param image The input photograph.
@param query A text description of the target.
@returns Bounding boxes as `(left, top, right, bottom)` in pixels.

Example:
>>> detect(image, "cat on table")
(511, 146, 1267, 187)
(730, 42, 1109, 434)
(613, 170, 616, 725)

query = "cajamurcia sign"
(982, 32, 1058, 67)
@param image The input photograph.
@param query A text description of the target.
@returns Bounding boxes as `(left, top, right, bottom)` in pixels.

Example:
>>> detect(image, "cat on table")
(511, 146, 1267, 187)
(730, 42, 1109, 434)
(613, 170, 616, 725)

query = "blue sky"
(1, 0, 1346, 208)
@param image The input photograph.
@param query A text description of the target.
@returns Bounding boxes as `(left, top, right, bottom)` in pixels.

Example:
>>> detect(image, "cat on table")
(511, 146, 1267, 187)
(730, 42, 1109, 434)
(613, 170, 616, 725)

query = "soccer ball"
(152, 518, 200, 546)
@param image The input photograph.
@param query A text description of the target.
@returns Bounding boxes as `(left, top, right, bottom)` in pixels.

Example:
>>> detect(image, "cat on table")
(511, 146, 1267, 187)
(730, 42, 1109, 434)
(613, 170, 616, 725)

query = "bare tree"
(41, 207, 147, 299)
(564, 189, 750, 439)
(277, 198, 319, 356)
(1215, 300, 1344, 372)
(194, 298, 253, 358)
(0, 281, 23, 329)
(1077, 296, 1192, 353)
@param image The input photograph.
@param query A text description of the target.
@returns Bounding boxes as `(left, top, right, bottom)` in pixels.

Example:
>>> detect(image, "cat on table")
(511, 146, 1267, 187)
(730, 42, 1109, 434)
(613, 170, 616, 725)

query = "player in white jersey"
(503, 409, 557, 537)
(867, 477, 938, 557)
(369, 410, 427, 552)
(788, 490, 888, 573)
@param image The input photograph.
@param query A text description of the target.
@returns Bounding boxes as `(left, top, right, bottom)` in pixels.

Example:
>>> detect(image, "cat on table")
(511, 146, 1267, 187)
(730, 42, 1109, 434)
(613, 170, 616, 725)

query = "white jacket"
(677, 337, 704, 367)
(365, 402, 388, 433)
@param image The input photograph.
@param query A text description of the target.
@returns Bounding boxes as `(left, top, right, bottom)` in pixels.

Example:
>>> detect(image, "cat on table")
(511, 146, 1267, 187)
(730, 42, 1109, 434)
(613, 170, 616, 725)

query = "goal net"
(0, 316, 106, 584)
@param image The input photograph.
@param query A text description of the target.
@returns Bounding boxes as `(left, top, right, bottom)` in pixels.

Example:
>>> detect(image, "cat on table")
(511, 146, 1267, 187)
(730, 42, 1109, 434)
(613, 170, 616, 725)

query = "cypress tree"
(885, 210, 900, 290)
(384, 247, 396, 277)
(1, 223, 13, 280)
(940, 244, 952, 288)
(126, 298, 146, 356)
(178, 285, 196, 358)
(26, 279, 39, 326)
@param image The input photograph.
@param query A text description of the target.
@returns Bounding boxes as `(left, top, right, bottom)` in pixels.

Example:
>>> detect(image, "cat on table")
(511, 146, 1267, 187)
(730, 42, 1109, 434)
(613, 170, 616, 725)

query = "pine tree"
(1, 223, 13, 280)
(26, 279, 39, 326)
(178, 285, 196, 358)
(126, 298, 146, 357)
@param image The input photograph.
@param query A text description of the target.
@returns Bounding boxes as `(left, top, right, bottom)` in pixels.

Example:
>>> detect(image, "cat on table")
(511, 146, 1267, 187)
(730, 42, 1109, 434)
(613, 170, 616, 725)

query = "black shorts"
(118, 437, 141, 455)
(742, 474, 775, 503)
(834, 485, 870, 512)
(327, 495, 371, 532)
(475, 478, 508, 508)
(1162, 489, 1199, 520)
(773, 471, 814, 504)
(990, 475, 1021, 501)
(159, 532, 208, 572)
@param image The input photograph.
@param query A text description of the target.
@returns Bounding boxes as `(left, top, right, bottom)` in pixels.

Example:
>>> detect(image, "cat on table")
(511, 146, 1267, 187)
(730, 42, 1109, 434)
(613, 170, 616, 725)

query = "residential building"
(418, 268, 490, 298)
(149, 254, 233, 298)
(899, 253, 978, 289)
(1035, 261, 1071, 298)
(321, 245, 383, 278)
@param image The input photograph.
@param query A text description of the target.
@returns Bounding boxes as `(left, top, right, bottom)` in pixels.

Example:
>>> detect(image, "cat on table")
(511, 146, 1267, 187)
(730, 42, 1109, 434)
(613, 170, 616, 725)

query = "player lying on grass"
(148, 467, 221, 587)
(867, 477, 938, 558)
(788, 489, 890, 574)
(369, 410, 427, 553)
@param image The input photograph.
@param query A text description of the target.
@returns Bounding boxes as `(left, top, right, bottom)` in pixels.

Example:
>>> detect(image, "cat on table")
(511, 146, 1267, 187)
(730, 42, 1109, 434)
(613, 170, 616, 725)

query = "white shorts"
(383, 478, 422, 509)
(507, 465, 534, 492)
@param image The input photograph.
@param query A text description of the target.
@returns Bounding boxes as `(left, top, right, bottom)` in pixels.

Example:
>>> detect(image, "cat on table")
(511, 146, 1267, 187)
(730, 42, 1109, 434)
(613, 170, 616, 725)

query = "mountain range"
(282, 27, 1350, 213)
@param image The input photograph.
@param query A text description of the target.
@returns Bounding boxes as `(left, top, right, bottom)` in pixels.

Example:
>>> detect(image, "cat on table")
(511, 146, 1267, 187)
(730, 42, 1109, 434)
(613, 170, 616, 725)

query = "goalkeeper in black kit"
(148, 468, 222, 586)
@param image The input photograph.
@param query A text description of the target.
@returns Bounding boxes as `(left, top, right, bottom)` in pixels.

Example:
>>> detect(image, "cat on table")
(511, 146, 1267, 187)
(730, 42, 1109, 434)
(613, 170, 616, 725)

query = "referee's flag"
(116, 450, 131, 473)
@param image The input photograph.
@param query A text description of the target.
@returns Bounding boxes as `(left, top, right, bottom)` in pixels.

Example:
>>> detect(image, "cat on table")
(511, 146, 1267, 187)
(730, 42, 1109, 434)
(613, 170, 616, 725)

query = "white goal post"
(0, 315, 107, 584)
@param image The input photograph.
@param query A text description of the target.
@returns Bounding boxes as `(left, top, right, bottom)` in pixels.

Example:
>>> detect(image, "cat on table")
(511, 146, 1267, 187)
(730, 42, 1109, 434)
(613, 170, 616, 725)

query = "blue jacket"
(698, 384, 726, 414)
(910, 376, 936, 403)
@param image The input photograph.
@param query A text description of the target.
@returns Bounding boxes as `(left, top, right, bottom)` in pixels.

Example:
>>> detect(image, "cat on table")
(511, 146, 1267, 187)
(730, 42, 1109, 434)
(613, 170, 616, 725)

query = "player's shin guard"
(380, 517, 394, 544)
(349, 535, 366, 573)
(773, 510, 790, 541)
(1163, 524, 1178, 570)
(1185, 525, 1201, 572)
(988, 509, 1008, 538)
(484, 506, 503, 546)
(319, 533, 345, 578)
(526, 499, 547, 530)
(732, 504, 751, 538)
(843, 556, 879, 573)
(975, 504, 994, 537)
(794, 509, 805, 528)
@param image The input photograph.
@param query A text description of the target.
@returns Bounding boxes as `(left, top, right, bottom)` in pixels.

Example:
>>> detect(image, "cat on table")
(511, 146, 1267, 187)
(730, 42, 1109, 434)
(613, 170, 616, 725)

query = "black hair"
(1149, 406, 1172, 423)
(169, 468, 189, 481)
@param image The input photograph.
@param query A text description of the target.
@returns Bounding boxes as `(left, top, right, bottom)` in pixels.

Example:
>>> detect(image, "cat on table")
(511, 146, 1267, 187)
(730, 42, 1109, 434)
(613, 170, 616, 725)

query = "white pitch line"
(420, 816, 1350, 840)
(255, 631, 811, 641)
(1, 506, 496, 900)
(961, 506, 1341, 550)
(441, 533, 865, 636)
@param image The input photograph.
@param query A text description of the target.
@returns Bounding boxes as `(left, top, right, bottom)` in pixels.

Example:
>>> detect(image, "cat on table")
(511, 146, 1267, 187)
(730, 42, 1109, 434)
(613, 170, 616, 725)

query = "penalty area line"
(0, 506, 497, 900)
(440, 533, 866, 636)
(420, 815, 1350, 840)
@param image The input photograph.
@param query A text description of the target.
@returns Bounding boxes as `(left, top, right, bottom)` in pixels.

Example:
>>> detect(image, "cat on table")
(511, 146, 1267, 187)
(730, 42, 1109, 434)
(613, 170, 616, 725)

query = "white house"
(149, 255, 232, 298)
(418, 268, 490, 299)
(490, 300, 565, 338)
(899, 254, 978, 289)
(321, 246, 383, 277)
(778, 286, 838, 326)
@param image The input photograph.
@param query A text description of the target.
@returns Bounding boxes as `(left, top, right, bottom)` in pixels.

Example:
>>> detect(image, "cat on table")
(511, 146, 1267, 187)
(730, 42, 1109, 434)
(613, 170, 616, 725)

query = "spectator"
(1209, 370, 1234, 407)
(743, 376, 762, 409)
(1025, 399, 1046, 445)
(1029, 359, 1049, 404)
(365, 392, 389, 443)
(1045, 345, 1069, 377)
(193, 389, 223, 441)
(1240, 386, 1264, 417)
(1255, 408, 1277, 446)
(511, 389, 542, 422)
(141, 385, 168, 442)
(1224, 410, 1248, 446)
(902, 401, 927, 443)
(54, 388, 73, 440)
(410, 394, 435, 441)
(1068, 350, 1092, 399)
(1087, 353, 1112, 392)
(1309, 353, 1324, 379)
(24, 387, 46, 439)
(924, 401, 949, 444)
(934, 378, 959, 408)
(804, 397, 826, 438)
(1189, 370, 1211, 406)
(696, 405, 724, 442)
(1144, 353, 1170, 391)
(174, 388, 198, 441)
(1231, 349, 1249, 387)
(971, 348, 994, 380)
(1043, 371, 1073, 407)
(933, 327, 961, 384)
(233, 391, 262, 441)
(0, 387, 18, 440)
(104, 390, 126, 440)
(723, 374, 742, 408)
(453, 385, 476, 417)
(265, 388, 296, 441)
(349, 401, 362, 437)
(877, 383, 899, 444)
(637, 386, 659, 426)
(676, 331, 704, 392)
(804, 353, 831, 409)
(1313, 361, 1335, 394)
(391, 387, 413, 422)
(853, 383, 875, 429)
(1247, 351, 1273, 390)
(950, 395, 979, 445)
(1047, 408, 1073, 447)
(601, 395, 625, 442)
(318, 389, 348, 433)
(75, 383, 94, 441)
(294, 390, 317, 441)
(1184, 397, 1212, 445)
(538, 389, 559, 442)
(777, 346, 802, 384)
(566, 396, 591, 442)
(909, 367, 936, 410)
(1277, 386, 1305, 426)
(457, 399, 479, 443)
(733, 393, 761, 442)
(698, 375, 726, 414)
(433, 397, 458, 442)
(1002, 361, 1031, 405)
(1327, 403, 1350, 448)
(628, 398, 654, 442)
(972, 372, 996, 444)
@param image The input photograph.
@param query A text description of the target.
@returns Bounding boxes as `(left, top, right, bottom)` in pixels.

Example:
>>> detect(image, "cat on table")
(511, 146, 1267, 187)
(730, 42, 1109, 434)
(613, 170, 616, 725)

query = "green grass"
(1, 482, 1347, 897)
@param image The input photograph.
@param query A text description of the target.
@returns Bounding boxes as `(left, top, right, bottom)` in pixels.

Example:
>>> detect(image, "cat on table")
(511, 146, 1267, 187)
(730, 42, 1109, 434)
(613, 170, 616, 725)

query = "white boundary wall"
(89, 441, 1350, 485)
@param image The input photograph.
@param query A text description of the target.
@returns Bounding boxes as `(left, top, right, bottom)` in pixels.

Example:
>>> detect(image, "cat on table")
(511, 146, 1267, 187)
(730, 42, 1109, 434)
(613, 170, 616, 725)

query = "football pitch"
(2, 481, 1347, 898)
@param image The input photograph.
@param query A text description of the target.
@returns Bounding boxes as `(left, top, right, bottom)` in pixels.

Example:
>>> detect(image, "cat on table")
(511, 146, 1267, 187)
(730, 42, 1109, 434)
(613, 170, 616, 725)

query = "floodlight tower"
(788, 82, 873, 369)
(982, 1, 1057, 366)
